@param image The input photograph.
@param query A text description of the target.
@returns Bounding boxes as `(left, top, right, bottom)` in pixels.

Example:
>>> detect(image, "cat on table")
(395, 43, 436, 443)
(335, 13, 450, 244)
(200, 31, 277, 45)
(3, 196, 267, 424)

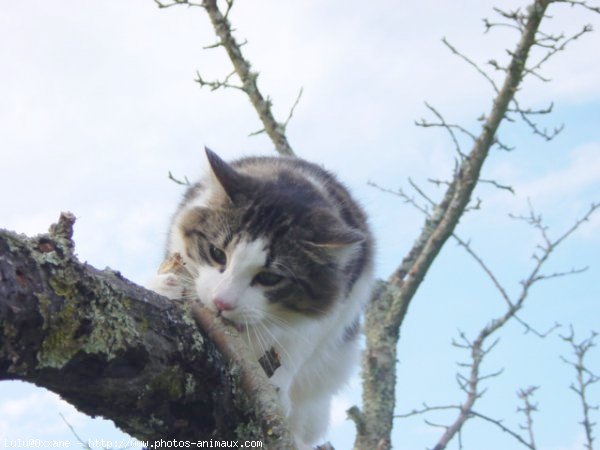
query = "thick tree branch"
(0, 213, 294, 448)
(353, 2, 562, 449)
(387, 0, 551, 325)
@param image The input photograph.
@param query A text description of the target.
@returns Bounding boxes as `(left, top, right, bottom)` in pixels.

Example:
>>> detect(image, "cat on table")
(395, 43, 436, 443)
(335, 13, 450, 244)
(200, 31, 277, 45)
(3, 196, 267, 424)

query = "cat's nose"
(213, 297, 235, 312)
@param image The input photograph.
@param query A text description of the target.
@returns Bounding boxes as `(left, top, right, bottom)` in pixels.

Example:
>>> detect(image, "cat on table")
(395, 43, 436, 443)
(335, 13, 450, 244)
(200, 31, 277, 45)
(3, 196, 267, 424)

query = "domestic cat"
(149, 148, 374, 449)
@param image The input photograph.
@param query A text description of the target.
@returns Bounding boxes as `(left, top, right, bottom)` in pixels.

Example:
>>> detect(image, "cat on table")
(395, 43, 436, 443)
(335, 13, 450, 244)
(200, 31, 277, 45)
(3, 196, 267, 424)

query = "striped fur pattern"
(148, 148, 374, 448)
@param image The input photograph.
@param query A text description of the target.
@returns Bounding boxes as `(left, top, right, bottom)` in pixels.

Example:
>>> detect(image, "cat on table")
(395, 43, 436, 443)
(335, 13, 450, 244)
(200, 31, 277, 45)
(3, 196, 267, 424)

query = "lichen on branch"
(0, 213, 293, 448)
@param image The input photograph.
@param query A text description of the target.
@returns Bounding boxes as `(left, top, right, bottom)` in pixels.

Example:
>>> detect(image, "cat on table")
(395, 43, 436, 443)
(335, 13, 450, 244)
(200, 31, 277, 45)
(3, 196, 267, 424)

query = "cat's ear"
(302, 213, 364, 267)
(301, 209, 364, 249)
(205, 147, 255, 202)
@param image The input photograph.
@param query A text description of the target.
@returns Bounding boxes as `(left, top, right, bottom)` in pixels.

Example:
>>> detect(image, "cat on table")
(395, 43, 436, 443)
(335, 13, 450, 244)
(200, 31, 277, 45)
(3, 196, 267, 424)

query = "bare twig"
(517, 386, 540, 450)
(490, 7, 528, 32)
(514, 316, 561, 338)
(385, 172, 597, 450)
(155, 0, 297, 156)
(529, 24, 593, 76)
(154, 0, 204, 8)
(195, 70, 243, 91)
(447, 6, 596, 145)
(416, 102, 470, 158)
(511, 97, 565, 140)
(479, 178, 515, 194)
(60, 413, 93, 450)
(200, 0, 296, 156)
(168, 171, 191, 186)
(396, 403, 535, 449)
(368, 181, 430, 215)
(561, 327, 599, 450)
(451, 234, 513, 307)
(283, 87, 304, 129)
(553, 0, 600, 13)
(442, 37, 500, 94)
(428, 203, 597, 450)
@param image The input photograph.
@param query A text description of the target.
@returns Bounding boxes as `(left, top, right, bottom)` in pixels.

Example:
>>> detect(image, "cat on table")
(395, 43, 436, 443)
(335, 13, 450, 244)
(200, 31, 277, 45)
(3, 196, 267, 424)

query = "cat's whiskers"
(244, 316, 251, 348)
(178, 288, 200, 301)
(239, 305, 297, 374)
(251, 325, 279, 375)
(254, 307, 289, 325)
(250, 323, 270, 367)
(176, 266, 199, 282)
(259, 312, 310, 345)
(237, 304, 261, 325)
(164, 271, 199, 301)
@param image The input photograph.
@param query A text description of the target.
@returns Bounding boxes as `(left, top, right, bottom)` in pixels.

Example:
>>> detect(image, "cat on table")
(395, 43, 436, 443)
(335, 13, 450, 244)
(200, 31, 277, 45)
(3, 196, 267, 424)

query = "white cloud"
(0, 393, 37, 418)
(481, 142, 600, 235)
(0, 389, 86, 440)
(519, 143, 600, 202)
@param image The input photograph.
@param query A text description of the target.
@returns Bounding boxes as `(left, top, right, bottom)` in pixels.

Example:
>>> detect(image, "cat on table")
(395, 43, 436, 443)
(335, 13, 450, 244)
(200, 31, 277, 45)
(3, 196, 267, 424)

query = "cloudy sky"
(1, 1, 599, 449)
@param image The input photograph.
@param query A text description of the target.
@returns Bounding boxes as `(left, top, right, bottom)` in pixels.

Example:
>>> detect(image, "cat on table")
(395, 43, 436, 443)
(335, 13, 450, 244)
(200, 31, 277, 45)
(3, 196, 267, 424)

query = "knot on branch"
(48, 212, 76, 249)
(347, 405, 366, 435)
(25, 212, 78, 259)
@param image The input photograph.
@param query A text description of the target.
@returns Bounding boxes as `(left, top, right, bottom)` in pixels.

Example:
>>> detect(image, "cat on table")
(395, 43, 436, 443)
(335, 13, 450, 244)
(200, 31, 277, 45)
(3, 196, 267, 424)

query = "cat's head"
(173, 148, 365, 326)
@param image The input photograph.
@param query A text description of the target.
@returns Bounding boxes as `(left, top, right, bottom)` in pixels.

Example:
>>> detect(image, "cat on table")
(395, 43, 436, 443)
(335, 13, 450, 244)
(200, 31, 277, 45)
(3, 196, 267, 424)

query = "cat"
(148, 148, 374, 449)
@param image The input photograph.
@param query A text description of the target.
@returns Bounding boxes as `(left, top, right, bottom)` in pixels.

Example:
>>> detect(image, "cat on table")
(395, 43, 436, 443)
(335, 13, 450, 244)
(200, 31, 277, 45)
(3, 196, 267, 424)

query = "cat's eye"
(209, 244, 227, 265)
(253, 271, 283, 287)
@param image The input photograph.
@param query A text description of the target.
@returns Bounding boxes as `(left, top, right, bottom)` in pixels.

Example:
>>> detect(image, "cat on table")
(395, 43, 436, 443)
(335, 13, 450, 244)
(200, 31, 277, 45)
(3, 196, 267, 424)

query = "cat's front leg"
(269, 365, 293, 416)
(146, 272, 185, 300)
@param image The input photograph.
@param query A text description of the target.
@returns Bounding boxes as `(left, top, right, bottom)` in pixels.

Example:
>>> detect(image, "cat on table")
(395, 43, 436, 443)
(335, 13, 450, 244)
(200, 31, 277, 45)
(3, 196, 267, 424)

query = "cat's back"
(230, 155, 371, 236)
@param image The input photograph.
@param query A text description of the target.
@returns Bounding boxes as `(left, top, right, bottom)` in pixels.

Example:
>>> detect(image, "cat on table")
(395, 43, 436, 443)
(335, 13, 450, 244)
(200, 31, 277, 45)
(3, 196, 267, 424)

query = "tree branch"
(396, 403, 536, 449)
(353, 2, 582, 448)
(0, 213, 294, 448)
(198, 0, 296, 156)
(561, 327, 599, 450)
(517, 386, 540, 450)
(427, 203, 597, 450)
(155, 0, 296, 156)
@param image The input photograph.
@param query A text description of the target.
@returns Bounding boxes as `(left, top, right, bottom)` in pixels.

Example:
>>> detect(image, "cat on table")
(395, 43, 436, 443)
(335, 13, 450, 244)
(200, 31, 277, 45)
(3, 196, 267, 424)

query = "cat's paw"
(147, 273, 185, 300)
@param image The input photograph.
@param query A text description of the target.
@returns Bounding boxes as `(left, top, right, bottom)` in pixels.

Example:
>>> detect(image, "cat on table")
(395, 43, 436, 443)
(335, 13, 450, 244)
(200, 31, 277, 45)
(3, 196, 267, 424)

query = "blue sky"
(1, 1, 598, 449)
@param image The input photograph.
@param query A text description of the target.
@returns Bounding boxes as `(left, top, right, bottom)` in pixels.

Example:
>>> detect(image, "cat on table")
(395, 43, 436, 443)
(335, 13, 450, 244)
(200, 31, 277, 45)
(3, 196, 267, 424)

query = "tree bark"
(0, 213, 293, 448)
(353, 1, 553, 448)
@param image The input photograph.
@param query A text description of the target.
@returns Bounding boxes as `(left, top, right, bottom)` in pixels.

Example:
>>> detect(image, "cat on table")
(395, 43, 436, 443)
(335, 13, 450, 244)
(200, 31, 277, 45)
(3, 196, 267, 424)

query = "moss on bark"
(0, 214, 293, 448)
